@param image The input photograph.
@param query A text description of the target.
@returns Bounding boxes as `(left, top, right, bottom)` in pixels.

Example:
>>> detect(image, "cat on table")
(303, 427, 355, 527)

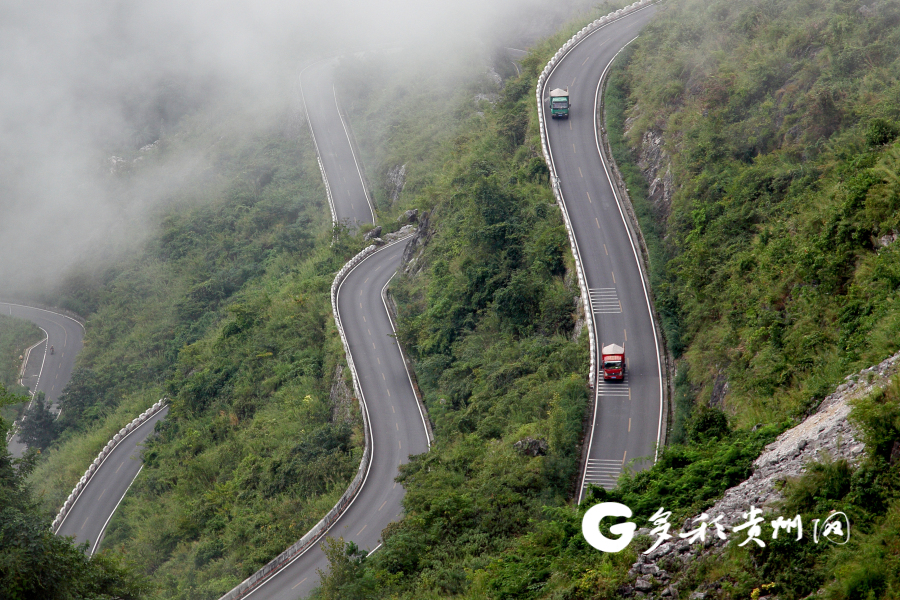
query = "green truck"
(550, 87, 570, 119)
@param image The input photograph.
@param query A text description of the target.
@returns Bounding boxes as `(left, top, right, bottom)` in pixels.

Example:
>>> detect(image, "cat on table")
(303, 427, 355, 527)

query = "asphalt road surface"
(213, 59, 430, 600)
(239, 238, 430, 600)
(2, 302, 84, 458)
(54, 405, 169, 553)
(541, 5, 664, 498)
(300, 58, 375, 229)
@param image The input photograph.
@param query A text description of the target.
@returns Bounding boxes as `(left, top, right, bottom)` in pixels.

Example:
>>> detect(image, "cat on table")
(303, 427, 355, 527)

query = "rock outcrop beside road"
(621, 350, 900, 599)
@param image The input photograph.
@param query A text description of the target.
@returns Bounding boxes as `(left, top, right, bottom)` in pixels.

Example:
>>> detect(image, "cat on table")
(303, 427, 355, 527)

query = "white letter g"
(582, 502, 636, 552)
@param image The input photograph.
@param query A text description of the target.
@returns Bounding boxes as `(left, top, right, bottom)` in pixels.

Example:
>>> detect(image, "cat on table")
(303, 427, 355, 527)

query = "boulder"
(399, 209, 418, 224)
(513, 437, 549, 457)
(363, 226, 382, 241)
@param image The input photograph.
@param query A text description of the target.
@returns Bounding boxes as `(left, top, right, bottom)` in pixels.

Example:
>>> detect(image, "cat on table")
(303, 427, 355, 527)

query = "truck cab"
(549, 87, 570, 119)
(601, 343, 625, 380)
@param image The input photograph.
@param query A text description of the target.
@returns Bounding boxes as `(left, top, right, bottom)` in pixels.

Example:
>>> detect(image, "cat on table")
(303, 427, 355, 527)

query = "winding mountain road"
(215, 62, 431, 600)
(540, 5, 664, 499)
(23, 6, 665, 595)
(2, 302, 83, 458)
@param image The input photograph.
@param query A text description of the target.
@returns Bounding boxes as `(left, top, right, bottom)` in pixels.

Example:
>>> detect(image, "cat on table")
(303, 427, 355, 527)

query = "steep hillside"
(310, 1, 900, 599)
(614, 0, 900, 430)
(26, 97, 373, 600)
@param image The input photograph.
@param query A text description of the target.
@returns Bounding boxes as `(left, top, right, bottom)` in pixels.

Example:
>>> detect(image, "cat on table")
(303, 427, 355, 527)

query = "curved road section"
(216, 63, 430, 600)
(239, 239, 430, 600)
(2, 302, 83, 458)
(54, 405, 169, 553)
(541, 6, 664, 499)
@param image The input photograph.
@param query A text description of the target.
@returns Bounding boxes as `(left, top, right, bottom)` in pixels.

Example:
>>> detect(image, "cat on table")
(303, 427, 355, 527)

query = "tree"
(312, 537, 375, 600)
(0, 382, 147, 599)
(17, 392, 58, 451)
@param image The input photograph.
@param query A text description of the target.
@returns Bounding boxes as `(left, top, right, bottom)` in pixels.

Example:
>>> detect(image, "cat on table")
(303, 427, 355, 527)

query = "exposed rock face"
(621, 349, 900, 599)
(386, 164, 407, 204)
(383, 224, 416, 244)
(399, 209, 418, 224)
(636, 129, 674, 224)
(572, 293, 585, 341)
(329, 364, 354, 425)
(514, 437, 549, 456)
(877, 230, 899, 248)
(401, 210, 432, 275)
(363, 226, 382, 241)
(709, 372, 729, 408)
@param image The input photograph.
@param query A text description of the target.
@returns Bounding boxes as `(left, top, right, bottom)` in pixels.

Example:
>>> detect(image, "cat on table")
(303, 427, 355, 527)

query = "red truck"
(601, 344, 625, 380)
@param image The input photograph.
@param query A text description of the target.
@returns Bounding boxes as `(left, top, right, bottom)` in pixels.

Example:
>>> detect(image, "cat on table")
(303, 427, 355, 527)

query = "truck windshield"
(551, 100, 568, 108)
(603, 360, 622, 369)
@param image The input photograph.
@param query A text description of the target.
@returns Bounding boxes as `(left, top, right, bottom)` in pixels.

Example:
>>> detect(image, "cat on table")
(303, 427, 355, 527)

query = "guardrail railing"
(217, 243, 379, 600)
(535, 0, 654, 388)
(52, 398, 168, 533)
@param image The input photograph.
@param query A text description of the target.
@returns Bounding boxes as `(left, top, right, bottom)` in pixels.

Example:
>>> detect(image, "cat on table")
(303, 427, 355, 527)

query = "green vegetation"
(0, 314, 42, 389)
(616, 0, 900, 426)
(17, 0, 900, 596)
(1, 383, 146, 599)
(311, 0, 900, 597)
(25, 96, 378, 599)
(0, 314, 42, 424)
(598, 0, 900, 596)
(18, 391, 58, 450)
(659, 377, 900, 600)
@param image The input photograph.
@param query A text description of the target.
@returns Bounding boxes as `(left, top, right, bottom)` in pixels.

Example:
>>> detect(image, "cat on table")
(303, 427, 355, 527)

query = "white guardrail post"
(536, 0, 652, 388)
(217, 244, 379, 600)
(51, 399, 168, 532)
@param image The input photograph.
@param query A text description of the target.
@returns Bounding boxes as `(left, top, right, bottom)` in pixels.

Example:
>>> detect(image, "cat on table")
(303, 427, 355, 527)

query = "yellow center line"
(386, 388, 391, 397)
(357, 524, 367, 535)
(382, 373, 385, 380)
(378, 500, 387, 511)
(628, 388, 632, 401)
(622, 450, 627, 464)
(368, 328, 371, 336)
(399, 440, 402, 449)
(569, 120, 572, 130)
(97, 488, 106, 501)
(595, 218, 600, 229)
(582, 55, 591, 65)
(393, 482, 397, 489)
(396, 423, 399, 431)
(587, 191, 592, 203)
(612, 271, 616, 284)
(363, 316, 366, 322)
(391, 405, 395, 413)
(81, 517, 89, 531)
(628, 418, 632, 432)
(573, 143, 577, 154)
(360, 302, 362, 309)
(624, 329, 627, 341)
(572, 76, 577, 86)
(292, 578, 308, 590)
(377, 357, 381, 364)
(579, 167, 583, 177)
(115, 461, 125, 473)
(373, 342, 376, 349)
(604, 244, 608, 255)
(364, 277, 369, 283)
